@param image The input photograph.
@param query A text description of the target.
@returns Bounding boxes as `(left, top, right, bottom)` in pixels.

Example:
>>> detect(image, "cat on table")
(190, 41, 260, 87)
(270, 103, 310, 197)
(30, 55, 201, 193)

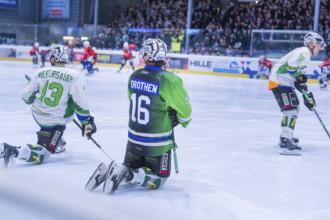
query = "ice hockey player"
(29, 42, 40, 65)
(40, 48, 51, 67)
(256, 55, 272, 79)
(268, 32, 324, 155)
(81, 41, 98, 74)
(0, 44, 97, 168)
(66, 40, 75, 65)
(85, 38, 192, 194)
(318, 57, 330, 90)
(117, 42, 137, 73)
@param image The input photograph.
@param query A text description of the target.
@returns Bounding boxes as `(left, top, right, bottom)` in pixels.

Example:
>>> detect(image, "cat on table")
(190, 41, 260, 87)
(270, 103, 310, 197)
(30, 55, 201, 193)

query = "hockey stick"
(302, 90, 330, 140)
(73, 119, 113, 160)
(25, 74, 31, 81)
(171, 127, 179, 174)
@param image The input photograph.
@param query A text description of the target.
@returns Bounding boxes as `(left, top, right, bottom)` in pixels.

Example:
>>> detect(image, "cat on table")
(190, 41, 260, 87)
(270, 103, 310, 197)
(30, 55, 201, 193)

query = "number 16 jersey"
(127, 66, 192, 157)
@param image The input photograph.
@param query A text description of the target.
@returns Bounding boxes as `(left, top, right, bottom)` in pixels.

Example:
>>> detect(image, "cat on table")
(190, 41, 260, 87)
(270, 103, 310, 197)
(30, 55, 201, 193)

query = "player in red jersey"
(256, 55, 272, 79)
(81, 41, 98, 74)
(117, 42, 137, 73)
(29, 42, 40, 65)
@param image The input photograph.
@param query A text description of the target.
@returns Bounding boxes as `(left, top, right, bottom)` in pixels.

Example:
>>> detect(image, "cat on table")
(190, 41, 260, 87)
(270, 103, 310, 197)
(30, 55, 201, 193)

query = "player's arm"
(69, 75, 96, 138)
(162, 74, 192, 128)
(21, 73, 39, 104)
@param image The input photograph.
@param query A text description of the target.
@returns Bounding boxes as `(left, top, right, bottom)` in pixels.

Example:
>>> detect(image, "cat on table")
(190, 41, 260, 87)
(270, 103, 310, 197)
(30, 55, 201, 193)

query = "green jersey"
(127, 66, 192, 157)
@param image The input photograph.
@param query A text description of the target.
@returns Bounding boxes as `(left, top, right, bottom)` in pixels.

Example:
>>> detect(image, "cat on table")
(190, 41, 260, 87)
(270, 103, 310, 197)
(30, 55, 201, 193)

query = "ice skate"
(85, 163, 109, 191)
(279, 137, 301, 156)
(103, 161, 132, 194)
(55, 137, 66, 154)
(278, 136, 300, 148)
(0, 143, 19, 168)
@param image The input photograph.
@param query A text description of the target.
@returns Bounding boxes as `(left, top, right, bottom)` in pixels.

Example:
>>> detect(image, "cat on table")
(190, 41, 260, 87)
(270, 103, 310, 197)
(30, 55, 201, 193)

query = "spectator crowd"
(90, 0, 330, 57)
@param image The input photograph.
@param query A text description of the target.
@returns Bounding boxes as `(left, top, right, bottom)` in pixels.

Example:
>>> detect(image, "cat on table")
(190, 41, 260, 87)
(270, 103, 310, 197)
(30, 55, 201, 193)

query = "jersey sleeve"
(69, 73, 91, 124)
(21, 73, 39, 105)
(161, 73, 192, 128)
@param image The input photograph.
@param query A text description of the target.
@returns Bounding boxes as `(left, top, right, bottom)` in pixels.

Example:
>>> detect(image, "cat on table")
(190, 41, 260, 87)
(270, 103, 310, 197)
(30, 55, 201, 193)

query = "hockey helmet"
(83, 41, 90, 47)
(140, 38, 167, 62)
(304, 32, 325, 49)
(123, 42, 129, 49)
(34, 42, 39, 47)
(46, 44, 70, 63)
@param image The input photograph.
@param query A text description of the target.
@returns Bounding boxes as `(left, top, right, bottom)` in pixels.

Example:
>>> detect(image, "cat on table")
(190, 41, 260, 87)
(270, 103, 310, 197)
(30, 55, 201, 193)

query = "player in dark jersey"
(85, 38, 192, 194)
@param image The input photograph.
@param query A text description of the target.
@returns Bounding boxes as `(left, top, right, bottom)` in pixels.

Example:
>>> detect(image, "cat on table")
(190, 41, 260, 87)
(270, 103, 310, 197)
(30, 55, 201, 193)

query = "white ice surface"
(1, 61, 330, 220)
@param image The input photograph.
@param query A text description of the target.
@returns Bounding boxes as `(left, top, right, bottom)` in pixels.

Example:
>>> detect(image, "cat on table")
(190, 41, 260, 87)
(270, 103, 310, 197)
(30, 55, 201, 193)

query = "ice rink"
(1, 60, 330, 220)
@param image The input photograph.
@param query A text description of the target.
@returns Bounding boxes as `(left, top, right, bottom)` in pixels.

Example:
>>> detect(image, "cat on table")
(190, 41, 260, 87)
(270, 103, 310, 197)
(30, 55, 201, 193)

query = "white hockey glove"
(82, 116, 97, 139)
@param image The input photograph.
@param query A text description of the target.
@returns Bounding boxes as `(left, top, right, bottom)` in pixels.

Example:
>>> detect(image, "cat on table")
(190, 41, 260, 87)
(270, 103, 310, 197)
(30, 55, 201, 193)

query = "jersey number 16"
(130, 93, 150, 125)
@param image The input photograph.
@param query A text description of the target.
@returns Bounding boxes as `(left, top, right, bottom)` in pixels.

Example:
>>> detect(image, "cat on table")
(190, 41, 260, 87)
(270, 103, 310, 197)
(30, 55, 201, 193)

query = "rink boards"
(0, 44, 324, 83)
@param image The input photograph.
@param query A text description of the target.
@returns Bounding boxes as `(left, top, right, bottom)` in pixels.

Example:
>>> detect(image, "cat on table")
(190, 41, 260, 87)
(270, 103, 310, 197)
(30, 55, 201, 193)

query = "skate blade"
(54, 147, 66, 154)
(279, 148, 301, 156)
(85, 163, 108, 191)
(103, 161, 117, 194)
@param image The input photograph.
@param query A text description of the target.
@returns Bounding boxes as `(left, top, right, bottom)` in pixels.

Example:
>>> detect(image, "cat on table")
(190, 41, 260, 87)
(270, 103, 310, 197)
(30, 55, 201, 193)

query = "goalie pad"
(37, 126, 64, 154)
(85, 163, 109, 191)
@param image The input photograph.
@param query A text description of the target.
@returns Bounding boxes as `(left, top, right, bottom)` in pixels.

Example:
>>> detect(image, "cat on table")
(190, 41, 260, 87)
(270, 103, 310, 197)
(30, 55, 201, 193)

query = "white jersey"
(269, 46, 311, 89)
(22, 66, 90, 127)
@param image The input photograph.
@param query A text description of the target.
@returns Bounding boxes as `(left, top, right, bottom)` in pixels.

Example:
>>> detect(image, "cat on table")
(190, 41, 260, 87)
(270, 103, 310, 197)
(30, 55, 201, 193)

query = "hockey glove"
(168, 108, 179, 128)
(294, 74, 308, 93)
(82, 116, 97, 139)
(303, 92, 316, 111)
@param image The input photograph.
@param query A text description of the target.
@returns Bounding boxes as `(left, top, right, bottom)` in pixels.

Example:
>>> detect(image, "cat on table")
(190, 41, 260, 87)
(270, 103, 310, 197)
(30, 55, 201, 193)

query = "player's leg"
(319, 67, 328, 90)
(1, 126, 66, 167)
(132, 150, 171, 189)
(117, 59, 127, 73)
(103, 149, 171, 194)
(129, 58, 135, 71)
(81, 60, 87, 70)
(271, 87, 301, 155)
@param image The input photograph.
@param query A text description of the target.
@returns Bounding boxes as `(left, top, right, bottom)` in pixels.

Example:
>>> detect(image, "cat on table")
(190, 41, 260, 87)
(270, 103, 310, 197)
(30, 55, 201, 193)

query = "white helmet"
(46, 44, 70, 63)
(68, 40, 73, 45)
(123, 42, 129, 49)
(304, 32, 325, 49)
(83, 41, 90, 47)
(140, 38, 167, 62)
(34, 42, 39, 47)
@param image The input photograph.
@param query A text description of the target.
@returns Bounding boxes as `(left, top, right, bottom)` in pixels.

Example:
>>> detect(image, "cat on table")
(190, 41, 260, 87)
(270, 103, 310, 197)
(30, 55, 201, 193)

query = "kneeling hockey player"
(85, 38, 192, 194)
(0, 44, 97, 168)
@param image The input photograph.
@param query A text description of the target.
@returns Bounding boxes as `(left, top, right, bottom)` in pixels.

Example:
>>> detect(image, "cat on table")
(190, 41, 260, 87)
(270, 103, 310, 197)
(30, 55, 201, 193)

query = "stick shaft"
(302, 90, 330, 140)
(73, 119, 113, 160)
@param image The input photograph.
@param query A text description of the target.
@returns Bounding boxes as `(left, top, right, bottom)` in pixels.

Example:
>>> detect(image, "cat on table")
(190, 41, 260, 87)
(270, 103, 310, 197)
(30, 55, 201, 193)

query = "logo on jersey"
(130, 78, 159, 95)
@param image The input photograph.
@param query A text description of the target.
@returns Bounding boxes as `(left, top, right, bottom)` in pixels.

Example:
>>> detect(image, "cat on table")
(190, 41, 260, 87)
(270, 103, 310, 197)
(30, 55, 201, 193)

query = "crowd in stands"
(90, 0, 330, 57)
(1, 0, 329, 57)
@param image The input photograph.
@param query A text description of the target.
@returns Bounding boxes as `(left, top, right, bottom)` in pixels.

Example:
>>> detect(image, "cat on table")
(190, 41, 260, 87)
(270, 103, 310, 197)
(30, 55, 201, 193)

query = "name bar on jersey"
(130, 78, 159, 95)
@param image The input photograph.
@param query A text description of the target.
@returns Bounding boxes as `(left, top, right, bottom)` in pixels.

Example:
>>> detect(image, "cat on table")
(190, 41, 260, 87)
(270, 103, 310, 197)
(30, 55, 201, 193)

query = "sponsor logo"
(189, 60, 212, 68)
(161, 154, 168, 175)
(281, 93, 291, 108)
(50, 131, 61, 149)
